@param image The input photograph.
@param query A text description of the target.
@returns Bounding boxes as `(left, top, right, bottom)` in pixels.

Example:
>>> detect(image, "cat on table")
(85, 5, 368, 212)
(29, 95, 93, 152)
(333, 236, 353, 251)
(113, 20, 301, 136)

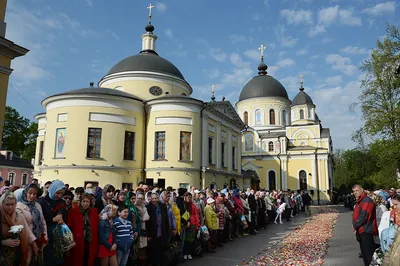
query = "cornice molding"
(0, 65, 13, 75)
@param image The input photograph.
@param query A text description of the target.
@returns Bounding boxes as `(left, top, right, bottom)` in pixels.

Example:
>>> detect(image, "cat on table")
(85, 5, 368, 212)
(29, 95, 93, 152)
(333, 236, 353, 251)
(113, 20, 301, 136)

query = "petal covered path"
(243, 208, 339, 266)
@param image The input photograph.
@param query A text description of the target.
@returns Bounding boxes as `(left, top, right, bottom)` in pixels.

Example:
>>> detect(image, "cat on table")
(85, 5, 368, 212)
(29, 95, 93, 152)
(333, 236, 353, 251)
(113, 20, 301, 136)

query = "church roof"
(45, 87, 143, 103)
(206, 101, 246, 129)
(321, 128, 330, 138)
(0, 152, 33, 169)
(292, 86, 314, 106)
(106, 51, 186, 81)
(239, 75, 289, 101)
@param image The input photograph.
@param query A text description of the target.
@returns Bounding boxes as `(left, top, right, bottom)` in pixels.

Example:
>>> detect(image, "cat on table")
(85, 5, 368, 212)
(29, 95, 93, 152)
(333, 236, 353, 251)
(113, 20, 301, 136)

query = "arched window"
(255, 110, 261, 125)
(269, 109, 275, 125)
(299, 170, 307, 190)
(299, 109, 304, 119)
(244, 111, 248, 126)
(282, 110, 287, 125)
(268, 141, 274, 152)
(244, 135, 254, 152)
(268, 171, 276, 191)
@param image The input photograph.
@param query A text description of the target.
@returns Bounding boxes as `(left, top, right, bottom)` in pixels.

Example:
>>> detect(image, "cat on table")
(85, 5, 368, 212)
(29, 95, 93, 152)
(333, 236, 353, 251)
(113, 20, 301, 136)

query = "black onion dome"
(239, 75, 289, 101)
(106, 52, 186, 80)
(292, 87, 314, 106)
(145, 24, 154, 32)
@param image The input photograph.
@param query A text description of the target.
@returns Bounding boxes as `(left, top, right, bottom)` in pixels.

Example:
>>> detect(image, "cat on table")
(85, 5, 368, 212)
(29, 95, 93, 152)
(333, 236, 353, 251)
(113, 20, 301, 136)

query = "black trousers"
(284, 208, 292, 221)
(359, 232, 376, 266)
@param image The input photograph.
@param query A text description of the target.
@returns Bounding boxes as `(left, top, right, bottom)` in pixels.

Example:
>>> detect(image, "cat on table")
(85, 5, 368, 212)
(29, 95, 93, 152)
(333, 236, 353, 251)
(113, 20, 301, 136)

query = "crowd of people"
(0, 177, 314, 266)
(350, 185, 400, 266)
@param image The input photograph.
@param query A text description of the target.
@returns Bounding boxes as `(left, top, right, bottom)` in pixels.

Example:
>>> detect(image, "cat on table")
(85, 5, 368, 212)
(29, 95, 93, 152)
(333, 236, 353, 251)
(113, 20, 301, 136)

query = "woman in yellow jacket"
(170, 192, 181, 235)
(204, 198, 218, 252)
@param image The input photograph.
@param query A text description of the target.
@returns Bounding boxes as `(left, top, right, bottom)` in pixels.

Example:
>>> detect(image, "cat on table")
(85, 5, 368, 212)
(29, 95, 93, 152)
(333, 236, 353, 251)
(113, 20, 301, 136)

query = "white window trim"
(21, 172, 28, 186)
(8, 172, 16, 185)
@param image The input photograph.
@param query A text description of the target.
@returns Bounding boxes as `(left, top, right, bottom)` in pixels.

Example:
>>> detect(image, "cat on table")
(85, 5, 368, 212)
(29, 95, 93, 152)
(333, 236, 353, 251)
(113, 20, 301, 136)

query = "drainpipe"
(142, 104, 148, 184)
(315, 149, 320, 205)
(277, 137, 282, 190)
(200, 103, 208, 189)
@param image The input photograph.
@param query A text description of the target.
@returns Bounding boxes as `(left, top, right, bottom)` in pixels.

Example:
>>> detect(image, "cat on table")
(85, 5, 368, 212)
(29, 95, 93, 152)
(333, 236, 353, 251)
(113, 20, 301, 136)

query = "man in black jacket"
(302, 191, 312, 216)
(247, 189, 258, 235)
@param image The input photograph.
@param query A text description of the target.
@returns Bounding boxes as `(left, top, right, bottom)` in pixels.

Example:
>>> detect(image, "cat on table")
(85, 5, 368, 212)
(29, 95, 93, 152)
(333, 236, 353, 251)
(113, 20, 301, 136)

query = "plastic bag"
(53, 223, 76, 258)
(200, 225, 210, 241)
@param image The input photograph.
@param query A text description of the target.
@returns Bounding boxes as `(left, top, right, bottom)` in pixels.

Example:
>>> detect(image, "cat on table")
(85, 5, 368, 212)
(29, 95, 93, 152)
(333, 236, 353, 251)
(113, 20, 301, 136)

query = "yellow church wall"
(37, 168, 142, 189)
(145, 109, 201, 170)
(37, 104, 145, 174)
(99, 79, 190, 101)
(0, 55, 11, 147)
(286, 159, 312, 191)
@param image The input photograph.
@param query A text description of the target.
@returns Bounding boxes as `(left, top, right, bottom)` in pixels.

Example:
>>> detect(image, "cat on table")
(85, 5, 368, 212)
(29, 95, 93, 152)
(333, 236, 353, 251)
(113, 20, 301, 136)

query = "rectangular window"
(8, 172, 15, 185)
(21, 173, 28, 186)
(123, 131, 135, 160)
(87, 128, 102, 158)
(38, 141, 44, 165)
(155, 131, 166, 160)
(221, 142, 226, 167)
(208, 137, 214, 164)
(232, 146, 236, 169)
(180, 132, 191, 161)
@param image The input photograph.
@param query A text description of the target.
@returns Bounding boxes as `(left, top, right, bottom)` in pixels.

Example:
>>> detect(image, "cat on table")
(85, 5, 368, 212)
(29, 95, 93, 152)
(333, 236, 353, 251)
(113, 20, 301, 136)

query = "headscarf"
(125, 191, 137, 212)
(125, 192, 141, 234)
(14, 188, 24, 202)
(145, 191, 152, 204)
(18, 185, 45, 239)
(160, 191, 172, 210)
(135, 193, 145, 207)
(233, 188, 239, 198)
(102, 184, 114, 202)
(379, 191, 390, 201)
(0, 191, 29, 261)
(0, 186, 10, 195)
(80, 193, 93, 242)
(99, 204, 117, 221)
(169, 192, 176, 204)
(48, 180, 66, 200)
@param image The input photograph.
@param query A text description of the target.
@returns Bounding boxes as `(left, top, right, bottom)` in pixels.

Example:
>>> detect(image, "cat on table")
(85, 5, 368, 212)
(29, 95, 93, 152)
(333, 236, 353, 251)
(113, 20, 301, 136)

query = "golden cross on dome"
(258, 44, 266, 57)
(147, 3, 155, 22)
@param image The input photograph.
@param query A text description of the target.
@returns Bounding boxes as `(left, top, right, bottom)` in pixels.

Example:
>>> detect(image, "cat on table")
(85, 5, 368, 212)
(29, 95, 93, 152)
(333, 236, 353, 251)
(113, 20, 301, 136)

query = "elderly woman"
(95, 184, 116, 214)
(15, 184, 47, 264)
(146, 193, 170, 265)
(160, 191, 177, 238)
(38, 180, 67, 266)
(204, 197, 218, 253)
(170, 192, 181, 235)
(0, 191, 30, 266)
(134, 193, 150, 265)
(66, 193, 99, 266)
(113, 190, 126, 206)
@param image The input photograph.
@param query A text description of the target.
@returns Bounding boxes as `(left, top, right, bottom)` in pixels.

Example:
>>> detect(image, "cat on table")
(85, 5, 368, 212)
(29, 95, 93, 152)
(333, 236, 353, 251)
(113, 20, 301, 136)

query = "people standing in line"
(15, 184, 47, 264)
(283, 191, 293, 222)
(95, 184, 116, 214)
(183, 192, 199, 260)
(38, 180, 67, 266)
(0, 191, 30, 266)
(134, 193, 150, 266)
(124, 192, 141, 264)
(66, 193, 99, 266)
(204, 198, 218, 253)
(352, 184, 378, 266)
(247, 190, 257, 235)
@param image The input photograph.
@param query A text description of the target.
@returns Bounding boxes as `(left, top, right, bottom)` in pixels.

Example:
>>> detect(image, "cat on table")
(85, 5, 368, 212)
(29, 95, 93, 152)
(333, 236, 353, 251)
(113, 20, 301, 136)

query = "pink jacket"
(16, 201, 48, 243)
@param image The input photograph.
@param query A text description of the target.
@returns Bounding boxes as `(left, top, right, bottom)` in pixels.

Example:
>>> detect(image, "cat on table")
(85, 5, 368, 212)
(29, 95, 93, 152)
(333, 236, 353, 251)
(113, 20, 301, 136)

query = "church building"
(33, 6, 333, 202)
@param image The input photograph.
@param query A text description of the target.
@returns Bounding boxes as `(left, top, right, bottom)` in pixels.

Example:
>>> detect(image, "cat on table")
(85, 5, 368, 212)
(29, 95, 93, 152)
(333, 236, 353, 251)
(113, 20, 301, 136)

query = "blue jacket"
(99, 220, 116, 250)
(113, 217, 134, 250)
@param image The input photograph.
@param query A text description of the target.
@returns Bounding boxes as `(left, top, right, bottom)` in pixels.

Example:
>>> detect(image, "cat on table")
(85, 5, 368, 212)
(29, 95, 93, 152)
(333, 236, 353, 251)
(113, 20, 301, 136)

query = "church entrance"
(299, 170, 307, 191)
(268, 171, 276, 191)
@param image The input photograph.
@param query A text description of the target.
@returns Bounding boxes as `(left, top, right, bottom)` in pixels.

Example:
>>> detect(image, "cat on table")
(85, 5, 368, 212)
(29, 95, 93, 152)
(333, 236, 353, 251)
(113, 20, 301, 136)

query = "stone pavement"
(187, 211, 312, 266)
(324, 206, 364, 266)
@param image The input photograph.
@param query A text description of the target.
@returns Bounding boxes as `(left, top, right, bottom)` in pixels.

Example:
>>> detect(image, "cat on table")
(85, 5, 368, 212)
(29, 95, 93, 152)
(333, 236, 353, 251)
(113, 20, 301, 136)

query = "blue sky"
(5, 0, 399, 149)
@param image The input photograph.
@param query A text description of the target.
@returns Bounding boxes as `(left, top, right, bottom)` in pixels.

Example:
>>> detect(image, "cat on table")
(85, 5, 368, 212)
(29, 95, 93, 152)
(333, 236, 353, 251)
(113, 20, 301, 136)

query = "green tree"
(1, 106, 37, 159)
(355, 24, 400, 169)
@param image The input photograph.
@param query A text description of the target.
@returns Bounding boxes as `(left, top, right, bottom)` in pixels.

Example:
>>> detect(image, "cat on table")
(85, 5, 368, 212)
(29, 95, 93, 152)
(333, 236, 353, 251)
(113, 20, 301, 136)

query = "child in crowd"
(113, 205, 134, 266)
(274, 202, 286, 224)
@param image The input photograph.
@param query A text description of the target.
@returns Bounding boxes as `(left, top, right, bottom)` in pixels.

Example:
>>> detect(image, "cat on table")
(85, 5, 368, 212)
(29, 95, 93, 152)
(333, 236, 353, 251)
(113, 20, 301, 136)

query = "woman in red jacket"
(66, 193, 99, 266)
(183, 192, 200, 260)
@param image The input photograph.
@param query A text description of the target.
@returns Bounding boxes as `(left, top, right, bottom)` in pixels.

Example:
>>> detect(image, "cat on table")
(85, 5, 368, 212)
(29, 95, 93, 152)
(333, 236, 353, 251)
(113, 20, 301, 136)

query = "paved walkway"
(324, 206, 364, 266)
(187, 212, 312, 266)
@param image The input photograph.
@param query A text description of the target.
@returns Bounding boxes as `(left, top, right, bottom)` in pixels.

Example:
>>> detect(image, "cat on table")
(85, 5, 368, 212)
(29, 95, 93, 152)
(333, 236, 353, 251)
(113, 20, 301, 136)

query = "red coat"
(66, 207, 99, 266)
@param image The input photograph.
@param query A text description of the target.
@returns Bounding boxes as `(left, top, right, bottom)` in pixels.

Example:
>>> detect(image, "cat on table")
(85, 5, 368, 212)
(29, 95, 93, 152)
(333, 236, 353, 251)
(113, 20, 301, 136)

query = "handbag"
(182, 210, 190, 221)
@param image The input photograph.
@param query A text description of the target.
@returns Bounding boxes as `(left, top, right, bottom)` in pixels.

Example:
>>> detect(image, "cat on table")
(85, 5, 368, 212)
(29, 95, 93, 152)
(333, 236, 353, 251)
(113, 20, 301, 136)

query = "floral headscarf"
(18, 184, 45, 239)
(99, 204, 117, 221)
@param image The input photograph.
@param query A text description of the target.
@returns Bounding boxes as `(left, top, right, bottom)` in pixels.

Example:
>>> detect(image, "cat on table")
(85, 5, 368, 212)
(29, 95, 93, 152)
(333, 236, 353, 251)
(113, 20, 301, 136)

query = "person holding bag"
(98, 204, 118, 266)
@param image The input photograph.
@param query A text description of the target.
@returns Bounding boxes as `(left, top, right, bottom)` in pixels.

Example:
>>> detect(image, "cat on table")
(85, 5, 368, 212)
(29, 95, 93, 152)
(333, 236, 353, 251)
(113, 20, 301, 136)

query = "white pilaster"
(236, 134, 241, 171)
(312, 156, 317, 190)
(228, 128, 233, 172)
(216, 122, 221, 169)
(201, 115, 208, 167)
(325, 159, 329, 191)
(281, 159, 287, 190)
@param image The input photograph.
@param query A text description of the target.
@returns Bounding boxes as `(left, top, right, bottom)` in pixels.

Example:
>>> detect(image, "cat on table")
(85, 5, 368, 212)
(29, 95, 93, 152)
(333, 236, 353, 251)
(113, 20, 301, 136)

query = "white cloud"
(325, 75, 343, 85)
(229, 34, 247, 43)
(277, 25, 298, 47)
(277, 58, 296, 68)
(280, 75, 302, 92)
(59, 13, 100, 38)
(252, 13, 264, 21)
(164, 28, 173, 39)
(318, 5, 340, 25)
(296, 49, 307, 55)
(326, 54, 357, 76)
(341, 46, 368, 54)
(244, 49, 260, 61)
(309, 24, 325, 37)
(209, 47, 227, 62)
(362, 2, 395, 16)
(86, 0, 93, 7)
(155, 2, 167, 13)
(339, 9, 362, 26)
(280, 9, 313, 25)
(203, 68, 220, 79)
